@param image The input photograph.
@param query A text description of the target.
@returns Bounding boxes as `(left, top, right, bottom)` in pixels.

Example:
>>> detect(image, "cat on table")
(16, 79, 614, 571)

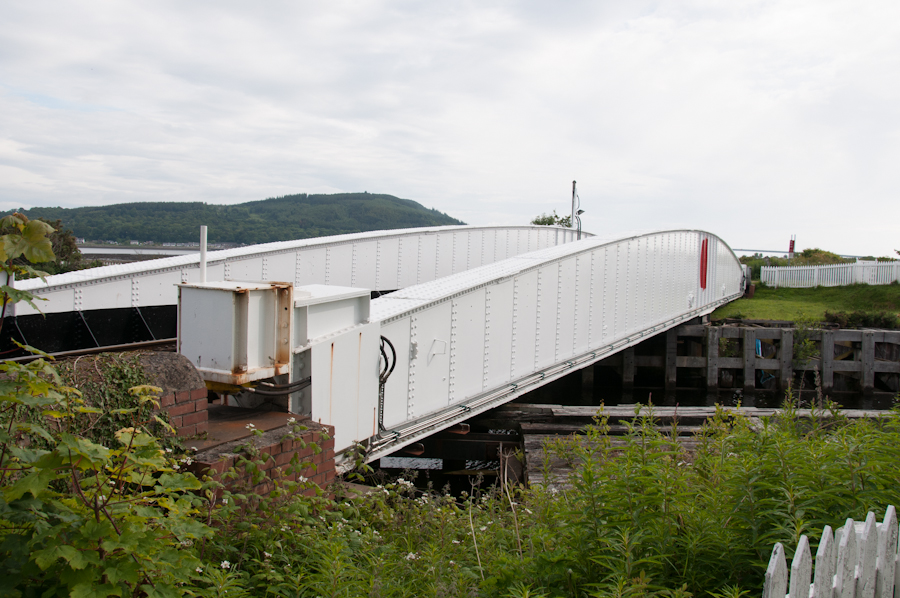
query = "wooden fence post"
(763, 543, 787, 598)
(743, 328, 756, 403)
(814, 525, 836, 598)
(875, 505, 897, 598)
(621, 347, 635, 403)
(836, 519, 858, 598)
(707, 326, 720, 398)
(789, 535, 812, 598)
(821, 330, 835, 393)
(781, 329, 794, 392)
(765, 507, 899, 598)
(665, 328, 678, 393)
(858, 513, 879, 598)
(862, 331, 875, 395)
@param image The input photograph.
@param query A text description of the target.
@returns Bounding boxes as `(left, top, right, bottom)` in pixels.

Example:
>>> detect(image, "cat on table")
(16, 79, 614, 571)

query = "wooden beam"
(665, 328, 678, 392)
(862, 331, 875, 395)
(743, 328, 756, 401)
(621, 347, 635, 402)
(707, 325, 720, 395)
(821, 330, 834, 392)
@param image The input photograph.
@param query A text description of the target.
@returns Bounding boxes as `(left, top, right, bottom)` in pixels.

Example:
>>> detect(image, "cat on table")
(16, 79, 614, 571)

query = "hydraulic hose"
(245, 376, 311, 396)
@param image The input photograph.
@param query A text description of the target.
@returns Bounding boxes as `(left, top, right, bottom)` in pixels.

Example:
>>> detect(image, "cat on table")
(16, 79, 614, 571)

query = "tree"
(531, 210, 572, 227)
(0, 213, 55, 333)
(4, 218, 97, 277)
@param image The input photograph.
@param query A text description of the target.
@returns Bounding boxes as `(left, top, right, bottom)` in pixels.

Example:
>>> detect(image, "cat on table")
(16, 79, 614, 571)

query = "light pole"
(570, 181, 577, 230)
(575, 209, 585, 240)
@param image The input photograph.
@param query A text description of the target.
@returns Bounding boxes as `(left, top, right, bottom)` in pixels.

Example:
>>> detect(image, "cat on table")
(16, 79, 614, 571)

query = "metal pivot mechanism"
(377, 335, 397, 437)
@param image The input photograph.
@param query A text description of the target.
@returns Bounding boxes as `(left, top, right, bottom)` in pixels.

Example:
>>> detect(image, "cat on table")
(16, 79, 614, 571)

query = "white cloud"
(0, 0, 898, 256)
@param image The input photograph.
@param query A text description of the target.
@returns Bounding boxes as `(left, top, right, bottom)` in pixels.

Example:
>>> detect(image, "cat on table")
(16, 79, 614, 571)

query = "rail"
(761, 262, 900, 288)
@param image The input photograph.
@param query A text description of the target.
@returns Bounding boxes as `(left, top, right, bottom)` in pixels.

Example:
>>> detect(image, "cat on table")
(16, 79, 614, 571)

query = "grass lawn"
(711, 283, 900, 322)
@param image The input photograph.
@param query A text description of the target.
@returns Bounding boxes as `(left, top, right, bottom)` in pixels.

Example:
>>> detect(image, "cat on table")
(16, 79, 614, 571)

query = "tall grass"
(188, 402, 900, 597)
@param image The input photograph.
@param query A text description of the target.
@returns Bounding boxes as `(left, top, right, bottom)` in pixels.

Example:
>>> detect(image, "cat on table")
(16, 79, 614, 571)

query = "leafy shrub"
(824, 310, 900, 329)
(0, 361, 210, 597)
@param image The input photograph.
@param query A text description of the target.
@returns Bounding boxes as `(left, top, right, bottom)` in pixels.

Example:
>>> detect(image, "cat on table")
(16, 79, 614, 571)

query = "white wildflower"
(298, 476, 308, 483)
(405, 552, 419, 561)
(181, 457, 194, 465)
(264, 552, 272, 559)
(195, 567, 203, 574)
(281, 526, 288, 532)
(287, 417, 296, 424)
(191, 446, 198, 451)
(525, 508, 533, 515)
(479, 526, 487, 531)
(452, 539, 460, 544)
(246, 423, 256, 430)
(98, 495, 106, 502)
(221, 498, 228, 505)
(220, 560, 231, 569)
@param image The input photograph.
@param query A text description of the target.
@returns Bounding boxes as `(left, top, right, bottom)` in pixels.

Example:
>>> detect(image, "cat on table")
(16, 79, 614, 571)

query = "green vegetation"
(712, 283, 900, 323)
(1, 213, 56, 320)
(5, 363, 900, 597)
(531, 211, 571, 227)
(1, 217, 100, 278)
(5, 193, 465, 245)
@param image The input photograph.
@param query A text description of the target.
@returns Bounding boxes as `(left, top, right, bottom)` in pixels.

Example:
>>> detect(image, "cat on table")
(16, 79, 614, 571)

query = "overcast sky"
(1, 1, 898, 257)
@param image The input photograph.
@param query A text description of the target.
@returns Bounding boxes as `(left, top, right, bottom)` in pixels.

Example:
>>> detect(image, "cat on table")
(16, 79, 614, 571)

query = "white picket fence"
(763, 506, 899, 598)
(761, 263, 900, 288)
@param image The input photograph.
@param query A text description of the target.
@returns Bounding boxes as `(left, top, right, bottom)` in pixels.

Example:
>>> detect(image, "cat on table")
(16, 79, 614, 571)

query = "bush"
(4, 354, 900, 595)
(824, 310, 900, 329)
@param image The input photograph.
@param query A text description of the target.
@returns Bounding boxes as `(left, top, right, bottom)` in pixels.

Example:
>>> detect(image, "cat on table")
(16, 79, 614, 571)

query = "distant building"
(75, 238, 85, 245)
(129, 241, 140, 245)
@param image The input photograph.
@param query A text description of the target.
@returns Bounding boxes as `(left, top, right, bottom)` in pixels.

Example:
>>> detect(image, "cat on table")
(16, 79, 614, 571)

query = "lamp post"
(575, 209, 585, 240)
(570, 181, 577, 230)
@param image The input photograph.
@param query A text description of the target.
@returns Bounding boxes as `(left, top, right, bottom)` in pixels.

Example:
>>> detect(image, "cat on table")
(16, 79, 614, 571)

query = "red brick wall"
(188, 423, 336, 498)
(159, 387, 208, 437)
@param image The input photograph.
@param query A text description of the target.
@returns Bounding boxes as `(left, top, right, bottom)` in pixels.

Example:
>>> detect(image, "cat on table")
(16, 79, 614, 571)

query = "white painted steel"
(178, 282, 292, 384)
(362, 229, 743, 462)
(172, 227, 743, 464)
(10, 225, 583, 316)
(766, 507, 900, 598)
(761, 262, 900, 288)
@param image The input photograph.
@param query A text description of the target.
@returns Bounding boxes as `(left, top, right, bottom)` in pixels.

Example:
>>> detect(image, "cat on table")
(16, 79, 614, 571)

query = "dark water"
(514, 364, 898, 410)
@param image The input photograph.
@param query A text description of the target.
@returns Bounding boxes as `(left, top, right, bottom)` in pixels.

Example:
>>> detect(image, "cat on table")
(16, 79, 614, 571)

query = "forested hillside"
(6, 192, 465, 244)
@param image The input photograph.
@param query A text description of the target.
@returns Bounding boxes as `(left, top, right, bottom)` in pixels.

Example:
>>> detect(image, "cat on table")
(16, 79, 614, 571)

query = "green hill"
(7, 193, 465, 245)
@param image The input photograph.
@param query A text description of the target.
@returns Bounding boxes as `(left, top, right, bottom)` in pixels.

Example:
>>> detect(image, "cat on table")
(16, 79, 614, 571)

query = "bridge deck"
(5, 225, 745, 467)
